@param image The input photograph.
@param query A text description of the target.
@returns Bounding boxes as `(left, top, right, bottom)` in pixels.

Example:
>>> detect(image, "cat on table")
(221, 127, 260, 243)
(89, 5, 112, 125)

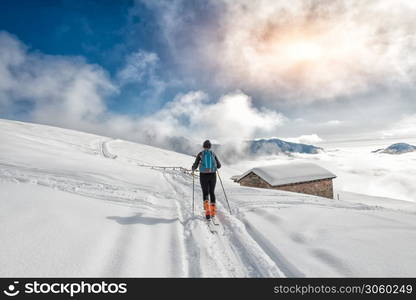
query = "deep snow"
(1, 119, 416, 277)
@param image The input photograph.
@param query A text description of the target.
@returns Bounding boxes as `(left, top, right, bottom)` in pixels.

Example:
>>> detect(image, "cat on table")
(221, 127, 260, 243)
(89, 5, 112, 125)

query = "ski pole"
(217, 170, 232, 215)
(192, 171, 195, 216)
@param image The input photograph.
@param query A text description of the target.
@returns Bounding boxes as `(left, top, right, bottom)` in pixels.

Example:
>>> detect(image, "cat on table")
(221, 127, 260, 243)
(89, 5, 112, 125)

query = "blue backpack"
(199, 150, 217, 173)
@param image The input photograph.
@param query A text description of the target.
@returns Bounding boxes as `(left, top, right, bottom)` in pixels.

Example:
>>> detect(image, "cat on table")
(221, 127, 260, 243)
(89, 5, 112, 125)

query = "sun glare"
(284, 41, 322, 62)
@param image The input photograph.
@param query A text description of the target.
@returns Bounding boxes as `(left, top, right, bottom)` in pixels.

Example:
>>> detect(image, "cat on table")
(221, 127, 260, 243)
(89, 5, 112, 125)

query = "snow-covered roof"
(237, 163, 336, 187)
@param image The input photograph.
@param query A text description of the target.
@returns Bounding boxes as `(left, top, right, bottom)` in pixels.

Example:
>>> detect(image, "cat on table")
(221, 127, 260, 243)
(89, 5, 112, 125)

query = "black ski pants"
(200, 172, 216, 203)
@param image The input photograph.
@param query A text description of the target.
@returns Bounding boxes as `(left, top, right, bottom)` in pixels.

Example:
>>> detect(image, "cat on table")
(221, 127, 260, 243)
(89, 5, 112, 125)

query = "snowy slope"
(1, 119, 416, 277)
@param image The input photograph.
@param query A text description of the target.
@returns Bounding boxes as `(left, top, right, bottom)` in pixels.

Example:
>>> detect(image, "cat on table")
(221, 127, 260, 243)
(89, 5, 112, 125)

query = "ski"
(211, 216, 219, 226)
(202, 211, 217, 233)
(203, 212, 217, 233)
(206, 219, 217, 233)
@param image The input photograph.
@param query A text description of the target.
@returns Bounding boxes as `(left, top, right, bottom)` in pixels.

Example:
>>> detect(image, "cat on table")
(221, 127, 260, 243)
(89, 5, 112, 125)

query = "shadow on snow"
(107, 214, 179, 225)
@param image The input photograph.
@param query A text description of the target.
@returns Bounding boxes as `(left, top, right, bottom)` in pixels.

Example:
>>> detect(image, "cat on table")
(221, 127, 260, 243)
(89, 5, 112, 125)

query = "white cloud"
(0, 31, 286, 153)
(117, 50, 159, 85)
(381, 114, 416, 139)
(142, 0, 416, 101)
(286, 134, 323, 144)
(0, 31, 116, 131)
(324, 120, 342, 127)
(138, 90, 285, 144)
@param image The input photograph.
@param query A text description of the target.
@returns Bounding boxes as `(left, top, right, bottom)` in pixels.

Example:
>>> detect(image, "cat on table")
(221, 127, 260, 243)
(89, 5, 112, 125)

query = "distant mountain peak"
(373, 143, 416, 154)
(246, 137, 323, 156)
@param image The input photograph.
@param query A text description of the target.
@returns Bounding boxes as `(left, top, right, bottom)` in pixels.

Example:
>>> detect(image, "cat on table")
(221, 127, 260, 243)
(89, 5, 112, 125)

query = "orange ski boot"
(210, 203, 216, 217)
(204, 200, 211, 219)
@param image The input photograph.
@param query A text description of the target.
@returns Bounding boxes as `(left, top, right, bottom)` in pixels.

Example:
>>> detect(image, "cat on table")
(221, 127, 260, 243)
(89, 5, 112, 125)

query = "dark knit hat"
(203, 140, 211, 149)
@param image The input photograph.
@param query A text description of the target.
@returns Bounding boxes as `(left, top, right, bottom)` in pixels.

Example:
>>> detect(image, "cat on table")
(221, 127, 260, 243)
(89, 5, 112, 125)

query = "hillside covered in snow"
(1, 119, 416, 277)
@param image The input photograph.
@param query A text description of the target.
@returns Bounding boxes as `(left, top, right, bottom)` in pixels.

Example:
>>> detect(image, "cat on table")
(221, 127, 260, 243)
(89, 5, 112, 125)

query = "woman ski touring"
(192, 140, 221, 220)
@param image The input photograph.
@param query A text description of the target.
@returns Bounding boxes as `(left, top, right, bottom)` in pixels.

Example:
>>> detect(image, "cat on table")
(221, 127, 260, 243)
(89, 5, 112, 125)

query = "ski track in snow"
(100, 139, 117, 159)
(0, 162, 175, 214)
(162, 170, 285, 277)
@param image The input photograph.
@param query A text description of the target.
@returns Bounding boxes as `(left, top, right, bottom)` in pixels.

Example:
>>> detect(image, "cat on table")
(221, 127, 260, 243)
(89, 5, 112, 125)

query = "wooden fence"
(136, 164, 199, 177)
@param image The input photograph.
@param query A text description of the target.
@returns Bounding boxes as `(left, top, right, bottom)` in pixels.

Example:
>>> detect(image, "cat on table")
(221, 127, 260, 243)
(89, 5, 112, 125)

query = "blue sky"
(1, 1, 134, 68)
(0, 0, 175, 114)
(0, 0, 415, 146)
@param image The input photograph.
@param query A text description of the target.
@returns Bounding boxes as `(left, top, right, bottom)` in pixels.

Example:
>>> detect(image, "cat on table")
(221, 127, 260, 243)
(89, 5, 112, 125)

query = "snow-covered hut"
(236, 163, 336, 199)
